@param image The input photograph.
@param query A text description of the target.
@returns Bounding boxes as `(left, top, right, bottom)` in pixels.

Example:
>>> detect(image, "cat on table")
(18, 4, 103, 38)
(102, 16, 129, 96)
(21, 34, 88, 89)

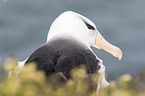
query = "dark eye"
(82, 20, 95, 30)
(86, 23, 95, 30)
(81, 18, 96, 30)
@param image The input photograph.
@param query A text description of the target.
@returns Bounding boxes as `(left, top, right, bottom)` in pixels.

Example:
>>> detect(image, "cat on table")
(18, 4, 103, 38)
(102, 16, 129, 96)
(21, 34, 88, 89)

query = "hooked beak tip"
(116, 47, 123, 61)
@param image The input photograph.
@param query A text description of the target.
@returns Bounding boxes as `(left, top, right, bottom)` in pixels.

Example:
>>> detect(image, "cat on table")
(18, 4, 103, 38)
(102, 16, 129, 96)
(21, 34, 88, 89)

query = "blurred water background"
(0, 0, 145, 80)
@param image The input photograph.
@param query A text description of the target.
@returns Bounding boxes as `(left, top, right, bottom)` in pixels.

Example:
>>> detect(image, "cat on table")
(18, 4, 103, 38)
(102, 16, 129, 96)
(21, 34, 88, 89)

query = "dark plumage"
(25, 38, 100, 80)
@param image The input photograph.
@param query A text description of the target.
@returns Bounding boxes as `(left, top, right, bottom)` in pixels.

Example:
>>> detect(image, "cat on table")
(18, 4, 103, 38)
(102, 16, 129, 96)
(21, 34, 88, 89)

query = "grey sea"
(0, 0, 145, 80)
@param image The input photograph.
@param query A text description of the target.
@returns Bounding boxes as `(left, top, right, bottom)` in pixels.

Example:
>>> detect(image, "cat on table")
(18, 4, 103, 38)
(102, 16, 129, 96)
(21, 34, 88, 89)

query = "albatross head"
(47, 11, 122, 60)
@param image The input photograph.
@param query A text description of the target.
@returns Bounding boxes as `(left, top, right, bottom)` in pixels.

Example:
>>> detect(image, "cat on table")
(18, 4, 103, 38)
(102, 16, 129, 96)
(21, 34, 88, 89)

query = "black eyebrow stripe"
(85, 22, 95, 30)
(81, 18, 95, 30)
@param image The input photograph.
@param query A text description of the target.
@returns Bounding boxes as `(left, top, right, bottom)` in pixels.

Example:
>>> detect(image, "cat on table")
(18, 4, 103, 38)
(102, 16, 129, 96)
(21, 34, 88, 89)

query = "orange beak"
(93, 31, 122, 60)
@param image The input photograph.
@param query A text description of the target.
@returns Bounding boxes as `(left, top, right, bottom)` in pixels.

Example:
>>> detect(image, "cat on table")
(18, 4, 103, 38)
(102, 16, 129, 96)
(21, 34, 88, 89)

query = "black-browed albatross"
(9, 11, 122, 92)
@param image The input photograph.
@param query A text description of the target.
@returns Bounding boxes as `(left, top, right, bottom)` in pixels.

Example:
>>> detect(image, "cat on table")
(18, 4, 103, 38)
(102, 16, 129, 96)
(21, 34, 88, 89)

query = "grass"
(0, 58, 145, 96)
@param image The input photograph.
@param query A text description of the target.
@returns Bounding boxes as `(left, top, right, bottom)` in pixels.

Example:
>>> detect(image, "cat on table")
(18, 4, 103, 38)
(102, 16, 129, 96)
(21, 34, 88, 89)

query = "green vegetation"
(0, 58, 145, 96)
